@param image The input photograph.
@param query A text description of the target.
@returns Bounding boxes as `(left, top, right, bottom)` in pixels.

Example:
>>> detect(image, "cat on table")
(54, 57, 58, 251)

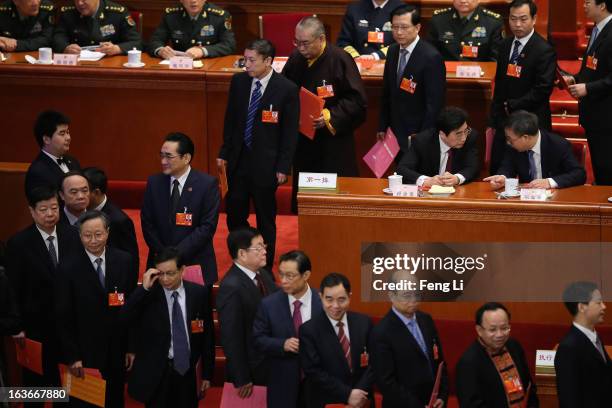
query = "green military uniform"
(52, 0, 142, 53)
(426, 5, 504, 62)
(148, 2, 235, 58)
(0, 0, 53, 51)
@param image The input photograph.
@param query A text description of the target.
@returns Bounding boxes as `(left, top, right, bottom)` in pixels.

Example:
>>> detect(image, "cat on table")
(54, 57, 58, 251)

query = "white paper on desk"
(79, 50, 105, 61)
(159, 59, 203, 68)
(0, 52, 6, 62)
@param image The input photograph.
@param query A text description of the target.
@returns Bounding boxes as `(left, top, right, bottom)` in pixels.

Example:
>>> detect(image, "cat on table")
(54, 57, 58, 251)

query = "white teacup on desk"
(38, 47, 52, 64)
(505, 178, 519, 195)
(388, 172, 403, 193)
(128, 48, 141, 65)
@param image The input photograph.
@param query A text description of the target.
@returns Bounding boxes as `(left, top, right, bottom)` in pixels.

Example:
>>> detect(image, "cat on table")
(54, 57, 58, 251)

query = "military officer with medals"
(148, 0, 235, 60)
(0, 0, 54, 52)
(336, 0, 403, 60)
(427, 0, 504, 61)
(53, 0, 142, 56)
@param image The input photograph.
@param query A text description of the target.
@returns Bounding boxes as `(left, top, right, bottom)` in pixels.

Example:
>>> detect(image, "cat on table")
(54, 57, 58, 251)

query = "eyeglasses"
(81, 232, 107, 241)
(453, 127, 472, 139)
(246, 244, 268, 253)
(391, 24, 415, 32)
(293, 39, 316, 48)
(279, 272, 301, 281)
(480, 325, 511, 335)
(157, 270, 179, 278)
(159, 152, 182, 160)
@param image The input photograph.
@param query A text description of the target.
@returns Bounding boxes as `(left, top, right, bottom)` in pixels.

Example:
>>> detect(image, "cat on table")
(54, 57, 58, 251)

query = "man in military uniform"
(148, 0, 235, 59)
(52, 0, 142, 55)
(0, 0, 53, 52)
(336, 0, 403, 60)
(427, 0, 504, 61)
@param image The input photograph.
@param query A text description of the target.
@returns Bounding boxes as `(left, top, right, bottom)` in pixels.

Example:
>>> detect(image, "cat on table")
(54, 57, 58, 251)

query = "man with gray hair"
(283, 16, 367, 213)
(56, 210, 138, 407)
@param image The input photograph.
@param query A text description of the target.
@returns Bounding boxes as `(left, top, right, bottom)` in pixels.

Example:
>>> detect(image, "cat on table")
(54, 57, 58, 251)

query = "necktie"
(397, 49, 408, 85)
(337, 321, 352, 371)
(588, 26, 599, 53)
(528, 150, 537, 181)
(407, 319, 429, 358)
(244, 80, 262, 149)
(595, 336, 607, 362)
(170, 179, 180, 224)
(171, 291, 190, 375)
(254, 272, 268, 297)
(445, 149, 454, 173)
(47, 236, 58, 268)
(56, 157, 65, 167)
(95, 258, 105, 288)
(510, 40, 521, 64)
(292, 300, 303, 335)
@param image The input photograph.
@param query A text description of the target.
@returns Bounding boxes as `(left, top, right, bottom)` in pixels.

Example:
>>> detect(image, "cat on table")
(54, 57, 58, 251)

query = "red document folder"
(220, 382, 267, 407)
(427, 362, 445, 408)
(299, 87, 325, 140)
(363, 128, 400, 178)
(15, 337, 43, 375)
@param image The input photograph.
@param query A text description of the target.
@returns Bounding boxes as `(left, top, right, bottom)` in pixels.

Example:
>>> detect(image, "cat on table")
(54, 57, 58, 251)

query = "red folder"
(427, 362, 445, 408)
(556, 67, 570, 90)
(299, 87, 324, 140)
(220, 382, 267, 407)
(485, 127, 495, 165)
(15, 337, 43, 375)
(183, 264, 205, 286)
(218, 160, 229, 199)
(363, 128, 400, 178)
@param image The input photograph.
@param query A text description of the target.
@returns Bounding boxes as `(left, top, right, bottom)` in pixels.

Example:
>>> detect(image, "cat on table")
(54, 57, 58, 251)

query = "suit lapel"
(258, 71, 278, 112)
(157, 285, 172, 333)
(28, 225, 55, 275)
(589, 20, 611, 55)
(321, 312, 351, 374)
(279, 293, 295, 335)
(430, 131, 442, 176)
(177, 171, 195, 213)
(390, 311, 429, 362)
(539, 131, 550, 177)
(347, 312, 364, 371)
(80, 248, 106, 297)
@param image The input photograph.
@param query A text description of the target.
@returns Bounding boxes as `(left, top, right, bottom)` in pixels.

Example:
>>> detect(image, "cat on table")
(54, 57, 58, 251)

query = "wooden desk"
(298, 178, 612, 324)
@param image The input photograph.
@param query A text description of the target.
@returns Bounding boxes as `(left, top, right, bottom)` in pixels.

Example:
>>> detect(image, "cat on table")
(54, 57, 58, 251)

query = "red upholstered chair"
(258, 13, 316, 56)
(551, 113, 585, 138)
(129, 10, 144, 36)
(567, 137, 594, 185)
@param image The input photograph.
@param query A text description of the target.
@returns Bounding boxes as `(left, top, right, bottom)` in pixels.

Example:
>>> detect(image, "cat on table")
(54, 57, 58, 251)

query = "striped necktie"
(244, 80, 262, 148)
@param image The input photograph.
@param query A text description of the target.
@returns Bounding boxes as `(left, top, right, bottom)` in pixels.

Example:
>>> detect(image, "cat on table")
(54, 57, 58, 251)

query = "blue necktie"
(510, 40, 521, 64)
(244, 80, 262, 149)
(528, 150, 537, 181)
(171, 291, 190, 375)
(397, 49, 408, 85)
(587, 26, 599, 53)
(407, 319, 429, 360)
(95, 258, 104, 288)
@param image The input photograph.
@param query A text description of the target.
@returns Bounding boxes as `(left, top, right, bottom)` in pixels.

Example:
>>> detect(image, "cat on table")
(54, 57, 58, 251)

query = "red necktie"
(445, 149, 454, 173)
(254, 272, 268, 297)
(337, 321, 352, 371)
(292, 300, 303, 335)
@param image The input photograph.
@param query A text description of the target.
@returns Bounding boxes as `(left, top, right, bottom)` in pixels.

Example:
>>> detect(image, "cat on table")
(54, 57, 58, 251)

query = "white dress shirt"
(234, 262, 259, 287)
(42, 149, 69, 173)
(415, 135, 466, 186)
(36, 225, 58, 261)
(509, 28, 535, 61)
(327, 312, 350, 341)
(85, 248, 106, 281)
(170, 166, 191, 196)
(288, 285, 313, 324)
(249, 68, 274, 105)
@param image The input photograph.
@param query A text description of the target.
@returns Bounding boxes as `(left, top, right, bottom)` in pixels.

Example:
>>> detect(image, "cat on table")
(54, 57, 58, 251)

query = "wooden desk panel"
(298, 178, 612, 323)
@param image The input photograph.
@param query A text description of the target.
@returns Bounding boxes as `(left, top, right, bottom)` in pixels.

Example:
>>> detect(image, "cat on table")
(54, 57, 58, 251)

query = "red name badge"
(506, 63, 522, 78)
(433, 343, 439, 360)
(461, 44, 479, 58)
(586, 55, 598, 70)
(400, 77, 417, 94)
(262, 110, 279, 123)
(360, 350, 369, 367)
(191, 319, 204, 333)
(176, 212, 193, 226)
(316, 84, 335, 98)
(503, 377, 523, 394)
(368, 31, 384, 44)
(108, 292, 125, 307)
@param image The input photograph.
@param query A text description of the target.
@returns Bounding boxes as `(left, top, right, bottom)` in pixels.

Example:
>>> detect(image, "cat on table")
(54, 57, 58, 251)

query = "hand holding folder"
(299, 87, 325, 140)
(427, 362, 445, 408)
(363, 128, 400, 178)
(14, 337, 43, 375)
(59, 364, 106, 407)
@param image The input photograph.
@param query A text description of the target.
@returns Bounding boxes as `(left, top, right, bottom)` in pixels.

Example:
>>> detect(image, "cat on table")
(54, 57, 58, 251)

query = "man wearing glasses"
(397, 106, 480, 188)
(456, 302, 538, 408)
(141, 132, 220, 287)
(379, 4, 446, 157)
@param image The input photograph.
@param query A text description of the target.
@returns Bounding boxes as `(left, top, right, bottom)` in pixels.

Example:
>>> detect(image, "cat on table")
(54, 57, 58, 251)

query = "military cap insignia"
(224, 15, 232, 30)
(126, 15, 135, 26)
(433, 7, 451, 15)
(483, 9, 501, 19)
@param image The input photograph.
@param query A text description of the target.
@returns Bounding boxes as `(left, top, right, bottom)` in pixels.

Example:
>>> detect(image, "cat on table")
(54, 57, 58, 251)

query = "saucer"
(123, 62, 145, 68)
(497, 191, 520, 198)
(383, 188, 393, 195)
(38, 59, 54, 65)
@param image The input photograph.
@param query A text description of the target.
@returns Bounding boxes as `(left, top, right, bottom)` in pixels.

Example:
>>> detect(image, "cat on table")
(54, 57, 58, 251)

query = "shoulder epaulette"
(60, 5, 75, 12)
(40, 4, 53, 11)
(0, 6, 11, 12)
(433, 7, 451, 15)
(208, 7, 226, 16)
(105, 5, 126, 13)
(165, 7, 180, 13)
(482, 8, 501, 19)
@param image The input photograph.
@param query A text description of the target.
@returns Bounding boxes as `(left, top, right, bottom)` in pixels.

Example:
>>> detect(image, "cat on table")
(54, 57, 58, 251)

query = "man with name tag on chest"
(563, 0, 612, 185)
(52, 0, 142, 56)
(141, 132, 220, 288)
(484, 110, 586, 190)
(218, 39, 299, 268)
(488, 0, 556, 175)
(55, 210, 137, 407)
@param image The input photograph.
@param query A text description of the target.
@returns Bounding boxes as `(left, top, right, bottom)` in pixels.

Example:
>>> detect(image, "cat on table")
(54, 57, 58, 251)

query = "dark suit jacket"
(55, 246, 137, 372)
(216, 264, 276, 386)
(498, 130, 586, 188)
(300, 310, 374, 408)
(24, 151, 80, 194)
(371, 310, 449, 408)
(5, 223, 80, 342)
(456, 338, 538, 408)
(0, 268, 21, 335)
(575, 20, 612, 131)
(219, 71, 299, 187)
(490, 32, 556, 130)
(380, 40, 446, 152)
(396, 128, 480, 184)
(252, 287, 323, 408)
(141, 169, 220, 284)
(123, 281, 215, 403)
(554, 325, 612, 408)
(101, 198, 140, 275)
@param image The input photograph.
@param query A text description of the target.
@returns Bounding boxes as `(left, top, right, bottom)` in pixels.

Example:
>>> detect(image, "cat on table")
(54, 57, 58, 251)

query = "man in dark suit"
(216, 227, 276, 399)
(218, 39, 299, 267)
(253, 250, 323, 408)
(555, 281, 612, 407)
(58, 171, 90, 226)
(488, 0, 556, 174)
(0, 0, 54, 52)
(396, 106, 480, 187)
(141, 132, 220, 286)
(5, 186, 80, 401)
(485, 110, 586, 189)
(55, 210, 137, 407)
(123, 247, 215, 408)
(456, 302, 538, 407)
(564, 0, 612, 185)
(25, 110, 80, 195)
(371, 270, 448, 408)
(84, 166, 139, 274)
(379, 4, 446, 155)
(300, 273, 373, 408)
